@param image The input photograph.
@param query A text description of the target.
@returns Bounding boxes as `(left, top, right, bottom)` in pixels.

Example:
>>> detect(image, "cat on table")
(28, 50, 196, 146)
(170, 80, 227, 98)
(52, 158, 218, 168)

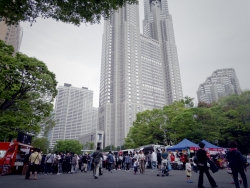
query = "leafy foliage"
(83, 142, 95, 150)
(125, 92, 250, 153)
(54, 140, 82, 154)
(32, 137, 50, 153)
(0, 40, 57, 140)
(103, 145, 116, 152)
(0, 0, 138, 26)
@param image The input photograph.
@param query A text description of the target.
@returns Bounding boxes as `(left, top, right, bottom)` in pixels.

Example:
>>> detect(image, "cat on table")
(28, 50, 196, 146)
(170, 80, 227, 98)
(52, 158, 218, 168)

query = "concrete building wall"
(50, 84, 95, 148)
(197, 68, 241, 103)
(0, 20, 23, 53)
(99, 0, 183, 147)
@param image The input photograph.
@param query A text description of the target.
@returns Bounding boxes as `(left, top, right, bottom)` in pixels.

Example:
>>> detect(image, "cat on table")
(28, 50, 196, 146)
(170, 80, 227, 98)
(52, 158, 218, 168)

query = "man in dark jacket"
(92, 147, 103, 179)
(226, 141, 248, 188)
(196, 142, 217, 188)
(81, 153, 88, 172)
(107, 151, 114, 172)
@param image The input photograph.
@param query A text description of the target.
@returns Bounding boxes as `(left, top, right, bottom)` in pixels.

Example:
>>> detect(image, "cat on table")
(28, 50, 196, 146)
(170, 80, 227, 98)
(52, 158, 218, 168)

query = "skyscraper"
(0, 20, 23, 53)
(197, 68, 241, 104)
(49, 83, 98, 148)
(99, 0, 183, 147)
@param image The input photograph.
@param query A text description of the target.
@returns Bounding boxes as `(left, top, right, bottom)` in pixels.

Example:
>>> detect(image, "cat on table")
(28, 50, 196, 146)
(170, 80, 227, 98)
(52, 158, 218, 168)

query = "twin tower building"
(99, 0, 182, 147)
(51, 0, 183, 148)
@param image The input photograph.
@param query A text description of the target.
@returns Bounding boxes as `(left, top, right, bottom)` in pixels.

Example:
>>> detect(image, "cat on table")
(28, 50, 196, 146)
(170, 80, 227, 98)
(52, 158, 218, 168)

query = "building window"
(98, 134, 102, 141)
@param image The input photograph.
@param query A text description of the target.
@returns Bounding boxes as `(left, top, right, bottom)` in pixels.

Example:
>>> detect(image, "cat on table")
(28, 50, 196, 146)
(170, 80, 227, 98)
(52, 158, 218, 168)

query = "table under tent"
(166, 138, 199, 170)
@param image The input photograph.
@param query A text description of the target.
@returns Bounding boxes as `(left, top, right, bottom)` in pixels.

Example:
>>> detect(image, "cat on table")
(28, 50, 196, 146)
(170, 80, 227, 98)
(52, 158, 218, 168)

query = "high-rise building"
(99, 0, 183, 147)
(49, 83, 97, 148)
(197, 68, 241, 104)
(0, 20, 23, 53)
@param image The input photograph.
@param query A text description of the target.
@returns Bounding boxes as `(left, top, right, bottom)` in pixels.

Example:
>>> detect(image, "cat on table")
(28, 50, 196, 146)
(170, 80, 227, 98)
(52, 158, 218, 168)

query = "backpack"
(94, 152, 101, 165)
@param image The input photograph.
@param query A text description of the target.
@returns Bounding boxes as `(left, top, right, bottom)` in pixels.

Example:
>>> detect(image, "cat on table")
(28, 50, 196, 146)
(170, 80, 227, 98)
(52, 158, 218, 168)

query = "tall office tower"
(49, 83, 96, 148)
(142, 0, 183, 105)
(0, 20, 23, 53)
(99, 0, 183, 147)
(197, 68, 241, 104)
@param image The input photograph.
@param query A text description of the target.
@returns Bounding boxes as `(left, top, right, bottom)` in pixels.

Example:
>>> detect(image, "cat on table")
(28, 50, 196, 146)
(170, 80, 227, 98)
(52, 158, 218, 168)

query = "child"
(133, 159, 138, 175)
(185, 158, 193, 183)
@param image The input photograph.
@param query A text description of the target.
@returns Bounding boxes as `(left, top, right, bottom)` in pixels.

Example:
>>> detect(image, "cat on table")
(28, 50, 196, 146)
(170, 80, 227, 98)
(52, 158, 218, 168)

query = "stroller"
(157, 159, 169, 177)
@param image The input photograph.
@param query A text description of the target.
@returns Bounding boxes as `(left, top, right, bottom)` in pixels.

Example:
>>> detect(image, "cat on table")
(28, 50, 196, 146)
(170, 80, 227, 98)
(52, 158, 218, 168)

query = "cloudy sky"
(20, 0, 250, 107)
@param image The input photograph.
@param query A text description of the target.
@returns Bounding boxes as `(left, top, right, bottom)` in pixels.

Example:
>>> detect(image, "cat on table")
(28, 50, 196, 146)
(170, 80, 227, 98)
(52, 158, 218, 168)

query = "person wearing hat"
(196, 142, 217, 188)
(81, 152, 88, 172)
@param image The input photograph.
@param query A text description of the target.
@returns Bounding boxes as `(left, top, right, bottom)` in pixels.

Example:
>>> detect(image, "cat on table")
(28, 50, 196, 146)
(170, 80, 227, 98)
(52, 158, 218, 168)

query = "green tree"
(32, 137, 49, 153)
(83, 142, 95, 150)
(181, 96, 195, 108)
(0, 40, 57, 141)
(103, 145, 115, 152)
(0, 0, 138, 26)
(215, 91, 250, 153)
(38, 113, 57, 138)
(124, 93, 250, 154)
(54, 140, 82, 154)
(125, 108, 166, 148)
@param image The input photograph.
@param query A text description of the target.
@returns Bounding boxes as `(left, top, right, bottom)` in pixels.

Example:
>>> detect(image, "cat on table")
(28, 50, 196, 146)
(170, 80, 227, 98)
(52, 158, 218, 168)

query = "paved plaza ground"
(0, 168, 249, 188)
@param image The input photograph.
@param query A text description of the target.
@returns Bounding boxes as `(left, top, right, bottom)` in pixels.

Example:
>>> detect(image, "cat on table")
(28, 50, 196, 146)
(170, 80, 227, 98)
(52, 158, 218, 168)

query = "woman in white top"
(138, 150, 145, 174)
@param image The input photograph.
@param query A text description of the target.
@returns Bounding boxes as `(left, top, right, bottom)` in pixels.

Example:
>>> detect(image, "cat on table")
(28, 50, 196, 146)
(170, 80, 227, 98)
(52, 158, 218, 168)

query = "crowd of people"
(23, 141, 249, 188)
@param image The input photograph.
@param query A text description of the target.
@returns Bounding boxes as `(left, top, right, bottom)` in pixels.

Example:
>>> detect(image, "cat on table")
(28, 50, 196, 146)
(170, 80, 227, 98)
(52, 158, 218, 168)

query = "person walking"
(107, 151, 114, 173)
(226, 141, 248, 188)
(196, 142, 217, 188)
(81, 153, 88, 172)
(186, 158, 193, 183)
(92, 147, 103, 179)
(151, 150, 157, 172)
(125, 154, 131, 171)
(138, 150, 145, 174)
(29, 148, 41, 180)
(133, 158, 139, 175)
(87, 154, 91, 171)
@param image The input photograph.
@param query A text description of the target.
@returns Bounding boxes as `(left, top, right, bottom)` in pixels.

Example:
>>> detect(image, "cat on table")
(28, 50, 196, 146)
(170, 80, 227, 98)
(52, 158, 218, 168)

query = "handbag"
(30, 154, 39, 166)
(208, 160, 218, 173)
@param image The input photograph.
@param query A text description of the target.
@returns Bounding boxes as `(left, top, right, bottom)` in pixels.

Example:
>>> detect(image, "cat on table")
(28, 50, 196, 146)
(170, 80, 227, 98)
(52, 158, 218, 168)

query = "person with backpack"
(92, 147, 103, 179)
(107, 151, 114, 173)
(196, 142, 218, 188)
(44, 151, 54, 175)
(226, 141, 248, 188)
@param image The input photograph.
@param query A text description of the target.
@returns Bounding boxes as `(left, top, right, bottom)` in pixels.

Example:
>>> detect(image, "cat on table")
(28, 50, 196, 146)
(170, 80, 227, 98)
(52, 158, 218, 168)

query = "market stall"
(200, 139, 226, 168)
(166, 138, 199, 152)
(166, 139, 199, 170)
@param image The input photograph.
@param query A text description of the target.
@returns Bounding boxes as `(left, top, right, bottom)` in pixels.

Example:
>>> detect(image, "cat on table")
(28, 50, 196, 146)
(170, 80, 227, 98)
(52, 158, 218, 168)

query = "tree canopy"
(0, 0, 138, 26)
(0, 40, 57, 140)
(54, 140, 83, 154)
(32, 137, 50, 153)
(124, 92, 250, 154)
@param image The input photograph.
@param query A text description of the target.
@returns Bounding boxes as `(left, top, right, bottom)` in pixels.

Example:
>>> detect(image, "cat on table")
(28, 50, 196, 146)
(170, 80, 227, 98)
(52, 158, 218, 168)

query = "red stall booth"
(0, 137, 33, 175)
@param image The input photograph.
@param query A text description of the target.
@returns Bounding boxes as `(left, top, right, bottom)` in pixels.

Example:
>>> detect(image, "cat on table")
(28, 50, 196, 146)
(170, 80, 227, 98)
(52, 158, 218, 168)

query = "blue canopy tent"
(166, 138, 199, 151)
(201, 140, 224, 151)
